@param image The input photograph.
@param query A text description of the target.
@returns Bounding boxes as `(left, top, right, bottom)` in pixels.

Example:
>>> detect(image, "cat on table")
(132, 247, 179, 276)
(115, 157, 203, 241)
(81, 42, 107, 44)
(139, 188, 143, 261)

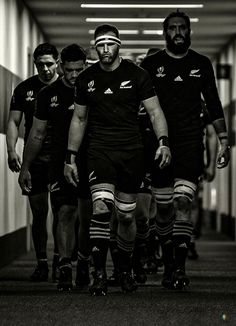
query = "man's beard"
(98, 47, 119, 65)
(166, 33, 191, 55)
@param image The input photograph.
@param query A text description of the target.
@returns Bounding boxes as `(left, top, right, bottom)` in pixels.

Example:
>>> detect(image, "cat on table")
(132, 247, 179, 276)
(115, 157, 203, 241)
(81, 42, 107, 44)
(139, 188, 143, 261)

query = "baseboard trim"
(0, 228, 27, 268)
(221, 213, 235, 240)
(203, 209, 235, 240)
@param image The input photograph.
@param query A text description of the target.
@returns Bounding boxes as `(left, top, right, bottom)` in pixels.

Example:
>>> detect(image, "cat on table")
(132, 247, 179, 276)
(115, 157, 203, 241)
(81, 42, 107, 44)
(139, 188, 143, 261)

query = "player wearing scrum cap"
(64, 24, 171, 295)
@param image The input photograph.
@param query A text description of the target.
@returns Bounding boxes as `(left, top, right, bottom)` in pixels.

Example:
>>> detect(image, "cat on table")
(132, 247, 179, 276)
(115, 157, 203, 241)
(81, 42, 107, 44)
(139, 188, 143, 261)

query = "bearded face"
(164, 17, 191, 55)
(96, 43, 120, 65)
(165, 32, 191, 55)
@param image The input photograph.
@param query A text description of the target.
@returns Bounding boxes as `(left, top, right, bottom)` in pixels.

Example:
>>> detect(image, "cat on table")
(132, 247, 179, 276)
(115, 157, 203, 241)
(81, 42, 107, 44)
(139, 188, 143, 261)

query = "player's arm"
(6, 110, 23, 172)
(211, 118, 230, 168)
(202, 58, 230, 168)
(64, 103, 88, 186)
(18, 117, 47, 192)
(204, 124, 218, 181)
(143, 95, 171, 169)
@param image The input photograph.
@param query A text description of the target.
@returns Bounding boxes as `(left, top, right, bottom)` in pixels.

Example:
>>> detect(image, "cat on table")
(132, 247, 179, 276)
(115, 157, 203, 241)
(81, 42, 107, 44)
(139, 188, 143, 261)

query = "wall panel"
(0, 0, 45, 261)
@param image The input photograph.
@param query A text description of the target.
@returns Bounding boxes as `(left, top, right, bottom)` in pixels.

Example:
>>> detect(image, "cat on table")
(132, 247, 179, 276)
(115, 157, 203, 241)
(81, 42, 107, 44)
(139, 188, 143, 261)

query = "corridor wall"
(0, 0, 45, 267)
(202, 38, 236, 240)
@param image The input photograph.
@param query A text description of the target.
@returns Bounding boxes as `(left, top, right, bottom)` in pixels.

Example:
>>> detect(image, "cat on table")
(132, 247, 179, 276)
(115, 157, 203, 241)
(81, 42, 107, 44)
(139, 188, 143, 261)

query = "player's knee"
(152, 187, 174, 222)
(93, 198, 113, 215)
(174, 196, 192, 221)
(118, 212, 134, 225)
(58, 205, 77, 223)
(136, 218, 149, 238)
(174, 196, 191, 209)
(173, 180, 197, 221)
(156, 202, 173, 215)
(174, 180, 197, 203)
(136, 215, 149, 228)
(115, 198, 136, 225)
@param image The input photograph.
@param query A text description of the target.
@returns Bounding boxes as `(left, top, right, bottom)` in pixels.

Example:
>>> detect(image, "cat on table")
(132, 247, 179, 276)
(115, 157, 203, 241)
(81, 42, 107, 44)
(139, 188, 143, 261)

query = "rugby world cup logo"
(156, 66, 166, 77)
(26, 90, 34, 101)
(88, 80, 95, 92)
(50, 96, 59, 107)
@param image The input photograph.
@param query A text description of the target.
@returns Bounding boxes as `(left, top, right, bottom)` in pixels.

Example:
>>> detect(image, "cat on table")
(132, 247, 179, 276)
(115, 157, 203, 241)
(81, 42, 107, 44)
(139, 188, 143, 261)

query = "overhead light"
(89, 29, 139, 35)
(142, 30, 194, 35)
(122, 40, 165, 45)
(86, 18, 199, 23)
(119, 48, 150, 54)
(142, 30, 163, 35)
(82, 4, 203, 9)
(90, 40, 165, 46)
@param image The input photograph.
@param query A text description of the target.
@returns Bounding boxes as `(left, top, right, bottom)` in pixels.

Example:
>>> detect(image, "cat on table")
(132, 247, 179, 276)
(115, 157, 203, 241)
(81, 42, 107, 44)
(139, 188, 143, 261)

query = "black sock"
(173, 220, 193, 271)
(90, 212, 110, 272)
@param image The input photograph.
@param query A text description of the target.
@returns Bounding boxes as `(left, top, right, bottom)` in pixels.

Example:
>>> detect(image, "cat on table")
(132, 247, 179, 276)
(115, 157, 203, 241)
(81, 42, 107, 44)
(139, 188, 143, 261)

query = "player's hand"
(217, 145, 230, 169)
(64, 162, 79, 187)
(7, 152, 21, 172)
(154, 145, 171, 169)
(203, 166, 215, 182)
(18, 169, 32, 193)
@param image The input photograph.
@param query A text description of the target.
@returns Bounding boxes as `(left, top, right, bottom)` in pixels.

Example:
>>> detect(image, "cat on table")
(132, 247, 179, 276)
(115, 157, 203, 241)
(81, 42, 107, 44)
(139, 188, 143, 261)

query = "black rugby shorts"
(88, 147, 145, 194)
(23, 160, 50, 196)
(151, 139, 204, 188)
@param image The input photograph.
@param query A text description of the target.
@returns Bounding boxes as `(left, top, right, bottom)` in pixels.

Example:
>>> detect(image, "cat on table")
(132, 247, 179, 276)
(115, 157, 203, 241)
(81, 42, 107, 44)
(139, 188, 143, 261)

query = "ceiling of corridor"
(22, 0, 236, 60)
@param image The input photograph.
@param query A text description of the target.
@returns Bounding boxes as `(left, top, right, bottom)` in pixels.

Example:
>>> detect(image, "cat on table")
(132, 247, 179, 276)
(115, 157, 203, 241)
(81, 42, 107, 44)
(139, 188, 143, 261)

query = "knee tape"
(91, 187, 114, 214)
(174, 180, 197, 202)
(152, 187, 174, 205)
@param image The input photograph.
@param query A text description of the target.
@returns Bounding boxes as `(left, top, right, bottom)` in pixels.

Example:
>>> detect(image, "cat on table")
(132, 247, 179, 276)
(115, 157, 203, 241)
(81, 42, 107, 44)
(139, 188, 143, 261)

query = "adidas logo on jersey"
(140, 181, 145, 189)
(174, 75, 183, 82)
(92, 246, 100, 252)
(104, 88, 113, 94)
(179, 243, 188, 248)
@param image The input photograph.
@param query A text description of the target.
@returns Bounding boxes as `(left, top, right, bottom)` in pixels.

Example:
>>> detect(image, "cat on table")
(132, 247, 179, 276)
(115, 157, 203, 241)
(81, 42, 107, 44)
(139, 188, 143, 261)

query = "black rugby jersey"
(35, 78, 76, 179)
(10, 75, 53, 157)
(141, 49, 224, 140)
(74, 59, 156, 150)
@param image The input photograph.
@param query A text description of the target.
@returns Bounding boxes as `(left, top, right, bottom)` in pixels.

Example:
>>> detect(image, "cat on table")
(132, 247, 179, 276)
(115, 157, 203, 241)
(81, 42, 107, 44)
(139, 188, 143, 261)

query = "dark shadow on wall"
(0, 65, 22, 136)
(0, 227, 28, 269)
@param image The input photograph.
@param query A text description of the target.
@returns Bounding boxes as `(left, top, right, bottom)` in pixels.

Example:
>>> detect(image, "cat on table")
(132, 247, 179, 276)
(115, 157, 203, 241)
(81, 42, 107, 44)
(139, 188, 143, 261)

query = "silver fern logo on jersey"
(50, 182, 60, 192)
(50, 96, 59, 107)
(156, 66, 166, 77)
(189, 69, 201, 77)
(88, 80, 95, 92)
(25, 90, 34, 101)
(120, 80, 132, 89)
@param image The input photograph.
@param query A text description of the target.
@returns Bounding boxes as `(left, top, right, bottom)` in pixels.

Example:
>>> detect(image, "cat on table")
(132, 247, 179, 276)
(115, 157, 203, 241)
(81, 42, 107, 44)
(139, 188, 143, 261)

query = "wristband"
(158, 136, 169, 147)
(65, 149, 77, 164)
(219, 135, 228, 140)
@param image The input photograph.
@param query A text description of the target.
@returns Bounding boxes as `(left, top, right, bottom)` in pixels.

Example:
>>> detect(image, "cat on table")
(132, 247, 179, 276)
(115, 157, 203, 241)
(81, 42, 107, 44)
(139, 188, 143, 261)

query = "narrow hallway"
(0, 229, 235, 326)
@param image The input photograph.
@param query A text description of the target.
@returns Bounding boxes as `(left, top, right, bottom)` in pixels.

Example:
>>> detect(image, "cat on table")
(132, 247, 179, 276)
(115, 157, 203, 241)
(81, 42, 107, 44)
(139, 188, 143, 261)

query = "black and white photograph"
(0, 1, 235, 325)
